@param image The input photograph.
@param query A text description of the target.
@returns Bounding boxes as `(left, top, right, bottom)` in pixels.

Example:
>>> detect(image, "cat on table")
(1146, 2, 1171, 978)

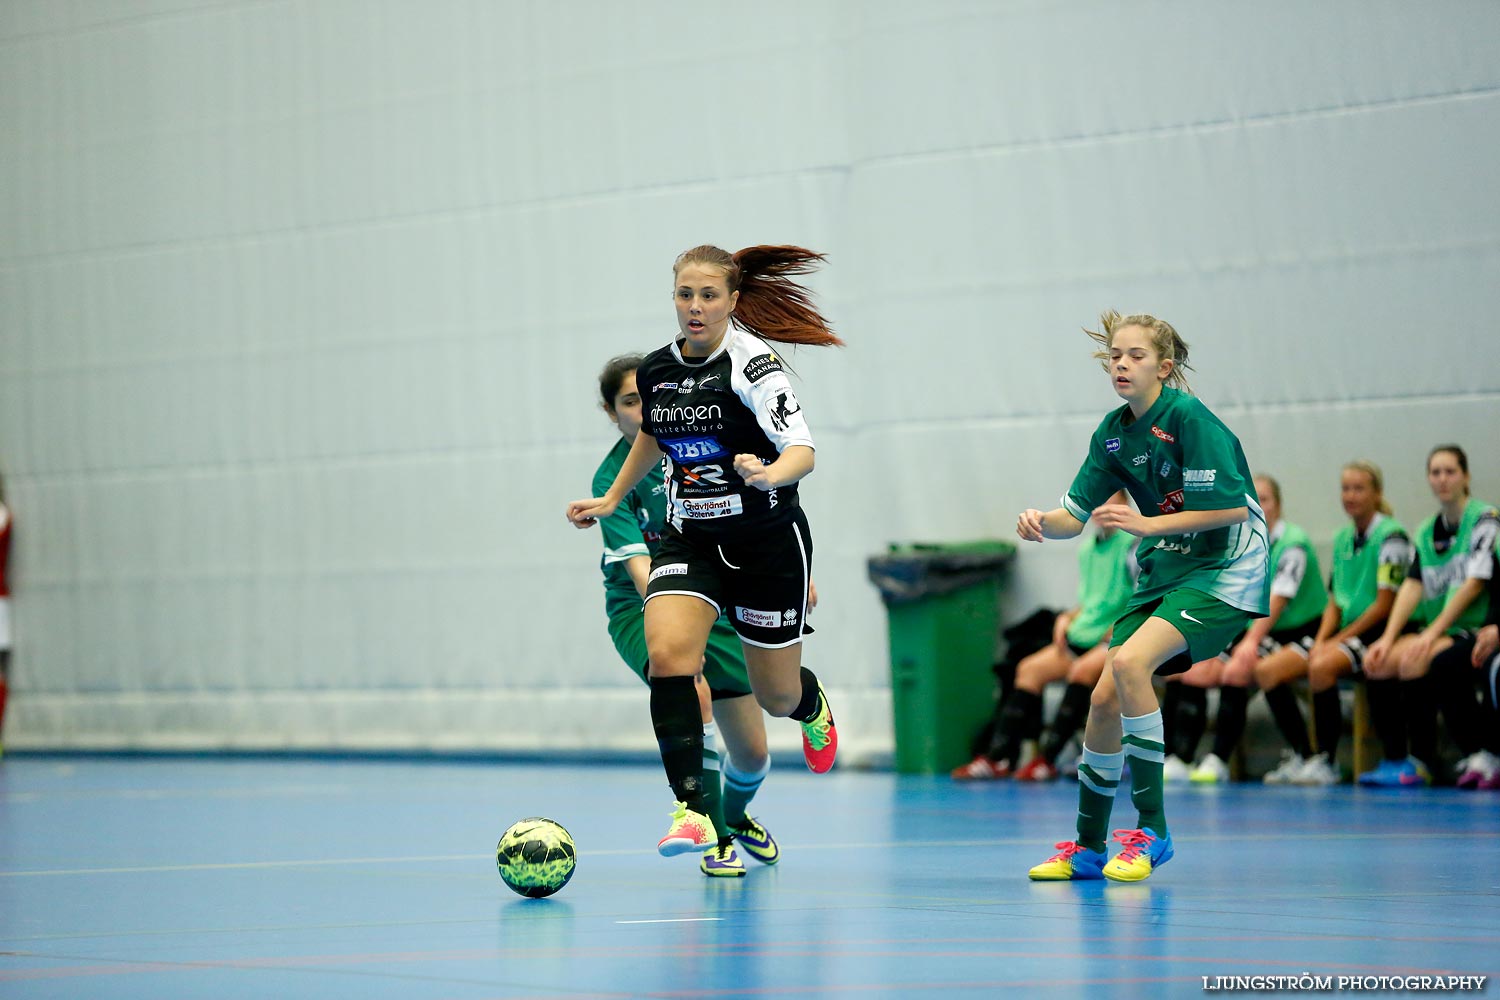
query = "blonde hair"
(1343, 459, 1393, 515)
(1085, 310, 1194, 392)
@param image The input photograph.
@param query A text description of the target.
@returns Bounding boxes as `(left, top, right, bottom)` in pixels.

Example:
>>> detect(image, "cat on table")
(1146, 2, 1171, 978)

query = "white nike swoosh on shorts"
(1180, 610, 1205, 626)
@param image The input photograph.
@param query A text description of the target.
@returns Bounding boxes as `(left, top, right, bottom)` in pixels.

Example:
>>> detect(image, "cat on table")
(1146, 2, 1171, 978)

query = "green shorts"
(1109, 590, 1255, 672)
(606, 607, 753, 698)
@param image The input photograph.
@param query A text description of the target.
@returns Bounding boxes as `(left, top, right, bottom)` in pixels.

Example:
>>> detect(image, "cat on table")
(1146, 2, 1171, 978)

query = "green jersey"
(1062, 386, 1269, 615)
(1267, 520, 1327, 631)
(1066, 529, 1138, 648)
(593, 437, 669, 621)
(1409, 499, 1499, 633)
(1329, 513, 1411, 629)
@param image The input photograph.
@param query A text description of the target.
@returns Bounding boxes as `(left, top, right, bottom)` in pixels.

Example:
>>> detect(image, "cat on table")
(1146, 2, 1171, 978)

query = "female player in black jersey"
(567, 245, 841, 856)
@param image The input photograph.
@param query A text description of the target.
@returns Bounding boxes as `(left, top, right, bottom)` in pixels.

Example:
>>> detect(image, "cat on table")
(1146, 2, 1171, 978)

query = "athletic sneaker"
(1291, 752, 1339, 786)
(1189, 753, 1229, 784)
(1102, 827, 1175, 882)
(657, 801, 717, 856)
(729, 817, 780, 865)
(1455, 750, 1500, 790)
(1357, 756, 1431, 787)
(950, 755, 1011, 781)
(799, 685, 838, 773)
(1014, 757, 1058, 782)
(700, 842, 746, 877)
(1162, 755, 1190, 783)
(1027, 840, 1106, 881)
(1262, 750, 1306, 785)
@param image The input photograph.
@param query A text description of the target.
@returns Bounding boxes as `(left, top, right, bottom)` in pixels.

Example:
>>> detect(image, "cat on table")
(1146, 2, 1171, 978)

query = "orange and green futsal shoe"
(1027, 840, 1107, 881)
(730, 817, 780, 865)
(800, 685, 838, 774)
(1102, 827, 1174, 882)
(700, 843, 746, 877)
(657, 802, 716, 857)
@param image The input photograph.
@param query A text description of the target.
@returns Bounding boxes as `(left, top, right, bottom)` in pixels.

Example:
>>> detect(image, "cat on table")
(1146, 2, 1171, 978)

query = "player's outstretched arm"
(1017, 507, 1084, 543)
(566, 430, 662, 529)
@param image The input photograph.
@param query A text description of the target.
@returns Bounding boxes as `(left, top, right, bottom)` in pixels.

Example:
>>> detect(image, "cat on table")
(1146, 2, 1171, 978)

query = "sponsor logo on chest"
(1151, 425, 1176, 443)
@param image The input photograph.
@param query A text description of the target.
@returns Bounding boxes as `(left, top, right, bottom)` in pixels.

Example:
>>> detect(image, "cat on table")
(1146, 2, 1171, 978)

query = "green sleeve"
(594, 464, 648, 565)
(1062, 432, 1123, 522)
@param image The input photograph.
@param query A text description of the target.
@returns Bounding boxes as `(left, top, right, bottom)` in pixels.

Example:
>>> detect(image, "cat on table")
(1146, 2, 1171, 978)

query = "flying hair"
(673, 244, 843, 348)
(1084, 310, 1194, 392)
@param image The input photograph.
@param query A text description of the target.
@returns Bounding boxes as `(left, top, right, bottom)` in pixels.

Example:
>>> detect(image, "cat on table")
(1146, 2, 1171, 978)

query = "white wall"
(2, 0, 1497, 759)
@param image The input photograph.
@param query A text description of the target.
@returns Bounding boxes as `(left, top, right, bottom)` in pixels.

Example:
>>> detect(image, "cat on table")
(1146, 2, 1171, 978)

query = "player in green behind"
(587, 353, 781, 877)
(1016, 312, 1269, 882)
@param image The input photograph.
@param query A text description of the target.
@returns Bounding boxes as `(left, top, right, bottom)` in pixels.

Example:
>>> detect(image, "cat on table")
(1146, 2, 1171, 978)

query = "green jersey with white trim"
(592, 437, 669, 621)
(1062, 387, 1269, 615)
(1267, 520, 1327, 631)
(1329, 513, 1410, 628)
(1409, 499, 1499, 633)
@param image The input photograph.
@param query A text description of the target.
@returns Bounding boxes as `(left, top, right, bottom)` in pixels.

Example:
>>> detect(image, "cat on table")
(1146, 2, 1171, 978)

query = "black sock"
(1172, 685, 1208, 762)
(988, 688, 1042, 763)
(789, 666, 823, 722)
(1366, 679, 1406, 762)
(1039, 682, 1092, 762)
(1211, 686, 1249, 761)
(1402, 674, 1439, 771)
(650, 675, 705, 811)
(1433, 646, 1484, 757)
(1313, 687, 1343, 763)
(1263, 684, 1312, 758)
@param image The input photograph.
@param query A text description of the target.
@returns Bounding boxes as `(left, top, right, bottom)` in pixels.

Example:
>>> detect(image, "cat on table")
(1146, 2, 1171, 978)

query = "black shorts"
(645, 506, 813, 649)
(1335, 623, 1396, 675)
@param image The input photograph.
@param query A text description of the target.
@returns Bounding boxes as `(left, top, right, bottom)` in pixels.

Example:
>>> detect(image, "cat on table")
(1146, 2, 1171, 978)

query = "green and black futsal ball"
(496, 817, 576, 898)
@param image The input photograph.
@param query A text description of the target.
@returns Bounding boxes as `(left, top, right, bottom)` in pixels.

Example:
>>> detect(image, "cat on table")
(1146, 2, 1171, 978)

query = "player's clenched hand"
(566, 496, 618, 529)
(734, 454, 774, 491)
(1091, 502, 1147, 536)
(1473, 625, 1498, 667)
(1017, 508, 1047, 542)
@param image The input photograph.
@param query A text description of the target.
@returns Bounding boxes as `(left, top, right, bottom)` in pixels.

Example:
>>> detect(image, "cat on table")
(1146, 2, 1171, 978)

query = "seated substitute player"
(952, 490, 1137, 781)
(1017, 312, 1268, 883)
(589, 353, 781, 876)
(1268, 461, 1412, 785)
(1164, 474, 1327, 784)
(1465, 561, 1500, 789)
(1362, 445, 1498, 787)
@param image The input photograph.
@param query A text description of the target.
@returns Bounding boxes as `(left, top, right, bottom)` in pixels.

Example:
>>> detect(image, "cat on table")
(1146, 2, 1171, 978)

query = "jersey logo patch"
(679, 495, 744, 520)
(1158, 488, 1185, 514)
(1106, 437, 1122, 453)
(743, 352, 783, 383)
(663, 436, 726, 462)
(1183, 468, 1216, 491)
(1151, 425, 1176, 443)
(768, 390, 801, 432)
(736, 606, 782, 629)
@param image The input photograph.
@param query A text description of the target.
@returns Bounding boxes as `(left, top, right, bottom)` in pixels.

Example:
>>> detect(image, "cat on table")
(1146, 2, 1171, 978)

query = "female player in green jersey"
(588, 354, 782, 876)
(1271, 461, 1411, 785)
(1017, 312, 1269, 882)
(1362, 445, 1498, 786)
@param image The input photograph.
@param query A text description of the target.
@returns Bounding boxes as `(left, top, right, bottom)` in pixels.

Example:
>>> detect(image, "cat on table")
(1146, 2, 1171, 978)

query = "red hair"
(673, 244, 843, 347)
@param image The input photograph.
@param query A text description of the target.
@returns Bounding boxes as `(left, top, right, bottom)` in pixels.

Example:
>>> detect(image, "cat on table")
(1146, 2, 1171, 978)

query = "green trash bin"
(867, 541, 1016, 775)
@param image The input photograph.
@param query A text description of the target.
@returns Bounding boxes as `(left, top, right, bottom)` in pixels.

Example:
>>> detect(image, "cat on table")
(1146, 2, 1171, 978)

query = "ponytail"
(674, 244, 842, 348)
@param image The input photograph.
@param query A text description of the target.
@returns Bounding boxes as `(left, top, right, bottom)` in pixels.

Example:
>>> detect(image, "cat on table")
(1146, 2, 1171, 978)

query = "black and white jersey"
(637, 328, 815, 538)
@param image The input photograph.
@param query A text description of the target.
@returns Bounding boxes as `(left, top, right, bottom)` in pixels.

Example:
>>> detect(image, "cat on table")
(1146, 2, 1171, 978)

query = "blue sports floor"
(1, 755, 1497, 999)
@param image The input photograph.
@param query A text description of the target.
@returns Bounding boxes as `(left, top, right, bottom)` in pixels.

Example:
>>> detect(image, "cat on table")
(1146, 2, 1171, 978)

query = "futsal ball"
(496, 817, 576, 898)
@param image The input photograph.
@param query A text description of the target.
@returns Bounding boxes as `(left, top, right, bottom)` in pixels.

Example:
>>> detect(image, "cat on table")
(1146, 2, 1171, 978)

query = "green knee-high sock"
(701, 721, 729, 846)
(1076, 745, 1124, 853)
(1122, 709, 1168, 835)
(721, 755, 770, 830)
